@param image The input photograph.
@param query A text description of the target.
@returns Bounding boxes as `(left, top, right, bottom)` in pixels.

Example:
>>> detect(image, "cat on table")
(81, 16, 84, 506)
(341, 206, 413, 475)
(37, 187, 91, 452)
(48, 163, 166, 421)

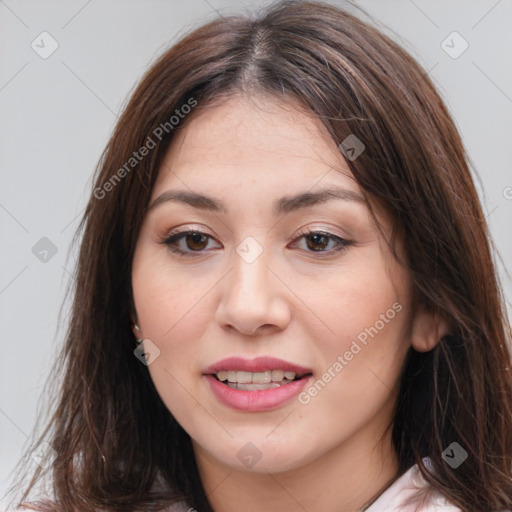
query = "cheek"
(290, 253, 411, 410)
(131, 258, 215, 425)
(132, 247, 214, 342)
(131, 250, 216, 404)
(290, 249, 409, 353)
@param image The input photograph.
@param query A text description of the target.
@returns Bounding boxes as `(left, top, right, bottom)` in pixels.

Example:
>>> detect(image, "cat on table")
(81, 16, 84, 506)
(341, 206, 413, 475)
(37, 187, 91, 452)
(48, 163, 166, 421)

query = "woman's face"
(131, 93, 416, 475)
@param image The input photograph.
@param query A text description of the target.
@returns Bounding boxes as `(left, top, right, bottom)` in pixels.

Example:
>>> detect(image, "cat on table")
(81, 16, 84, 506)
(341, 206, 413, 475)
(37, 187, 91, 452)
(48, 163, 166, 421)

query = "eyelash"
(159, 227, 353, 258)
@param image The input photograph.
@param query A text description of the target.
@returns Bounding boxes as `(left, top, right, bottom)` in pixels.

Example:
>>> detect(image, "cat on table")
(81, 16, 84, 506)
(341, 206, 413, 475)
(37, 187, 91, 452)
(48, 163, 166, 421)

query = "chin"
(198, 432, 321, 474)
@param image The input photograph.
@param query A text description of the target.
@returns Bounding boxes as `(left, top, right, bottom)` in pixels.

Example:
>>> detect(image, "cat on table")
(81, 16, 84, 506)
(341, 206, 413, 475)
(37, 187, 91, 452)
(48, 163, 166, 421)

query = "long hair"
(9, 1, 512, 511)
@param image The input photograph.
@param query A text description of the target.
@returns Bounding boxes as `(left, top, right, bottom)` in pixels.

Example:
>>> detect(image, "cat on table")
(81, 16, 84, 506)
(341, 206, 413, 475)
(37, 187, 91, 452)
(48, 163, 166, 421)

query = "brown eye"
(185, 232, 209, 250)
(305, 233, 330, 251)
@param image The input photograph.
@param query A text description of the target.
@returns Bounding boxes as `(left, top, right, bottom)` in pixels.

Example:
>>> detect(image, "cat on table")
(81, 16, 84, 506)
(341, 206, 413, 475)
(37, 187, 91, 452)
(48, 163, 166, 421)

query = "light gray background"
(1, 0, 511, 502)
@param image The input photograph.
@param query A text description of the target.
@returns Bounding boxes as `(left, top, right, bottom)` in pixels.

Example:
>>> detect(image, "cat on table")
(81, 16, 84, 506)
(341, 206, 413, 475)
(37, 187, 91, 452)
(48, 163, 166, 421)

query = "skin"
(131, 93, 447, 512)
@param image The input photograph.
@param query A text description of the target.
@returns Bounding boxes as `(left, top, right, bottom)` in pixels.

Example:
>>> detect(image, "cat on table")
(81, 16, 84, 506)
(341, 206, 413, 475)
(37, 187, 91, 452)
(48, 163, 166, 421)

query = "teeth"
(253, 370, 272, 384)
(271, 370, 284, 381)
(226, 380, 294, 390)
(228, 382, 282, 391)
(237, 371, 253, 384)
(215, 369, 298, 384)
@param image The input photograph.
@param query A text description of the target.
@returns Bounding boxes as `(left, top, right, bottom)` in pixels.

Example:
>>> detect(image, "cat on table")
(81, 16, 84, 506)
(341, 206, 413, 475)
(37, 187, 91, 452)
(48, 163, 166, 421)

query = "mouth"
(203, 357, 313, 411)
(211, 369, 311, 391)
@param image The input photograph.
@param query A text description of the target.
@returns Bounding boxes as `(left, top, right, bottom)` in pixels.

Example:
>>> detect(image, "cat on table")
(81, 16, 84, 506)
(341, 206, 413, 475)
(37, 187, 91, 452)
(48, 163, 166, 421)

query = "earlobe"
(131, 319, 142, 341)
(410, 305, 451, 352)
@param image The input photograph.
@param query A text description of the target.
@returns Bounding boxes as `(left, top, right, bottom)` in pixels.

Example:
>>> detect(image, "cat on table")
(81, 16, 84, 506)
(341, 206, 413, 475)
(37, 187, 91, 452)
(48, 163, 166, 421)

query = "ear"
(410, 305, 450, 352)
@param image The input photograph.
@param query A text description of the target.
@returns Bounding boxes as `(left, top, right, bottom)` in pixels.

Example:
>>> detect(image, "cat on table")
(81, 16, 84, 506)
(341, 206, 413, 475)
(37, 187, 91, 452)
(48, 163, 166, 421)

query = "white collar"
(365, 458, 461, 511)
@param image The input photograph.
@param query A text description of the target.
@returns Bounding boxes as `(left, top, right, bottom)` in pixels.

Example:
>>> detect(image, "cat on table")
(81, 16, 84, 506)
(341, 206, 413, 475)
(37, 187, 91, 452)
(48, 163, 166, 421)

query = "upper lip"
(203, 356, 313, 375)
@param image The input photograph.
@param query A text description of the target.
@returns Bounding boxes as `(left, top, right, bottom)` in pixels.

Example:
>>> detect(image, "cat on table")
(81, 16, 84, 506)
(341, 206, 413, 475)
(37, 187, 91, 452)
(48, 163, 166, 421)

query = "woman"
(9, 1, 512, 511)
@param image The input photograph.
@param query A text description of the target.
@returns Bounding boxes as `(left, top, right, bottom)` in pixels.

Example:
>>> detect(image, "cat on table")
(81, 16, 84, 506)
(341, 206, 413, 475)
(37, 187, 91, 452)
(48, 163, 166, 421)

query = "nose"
(215, 249, 292, 337)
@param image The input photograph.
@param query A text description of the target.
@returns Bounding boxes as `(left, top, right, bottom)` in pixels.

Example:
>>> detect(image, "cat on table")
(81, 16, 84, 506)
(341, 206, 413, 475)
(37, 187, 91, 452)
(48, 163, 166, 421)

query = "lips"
(203, 356, 312, 374)
(203, 356, 313, 412)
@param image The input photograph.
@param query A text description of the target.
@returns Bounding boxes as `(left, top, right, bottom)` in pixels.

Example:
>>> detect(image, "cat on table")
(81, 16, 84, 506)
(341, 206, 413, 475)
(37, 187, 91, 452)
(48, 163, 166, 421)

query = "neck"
(193, 424, 399, 512)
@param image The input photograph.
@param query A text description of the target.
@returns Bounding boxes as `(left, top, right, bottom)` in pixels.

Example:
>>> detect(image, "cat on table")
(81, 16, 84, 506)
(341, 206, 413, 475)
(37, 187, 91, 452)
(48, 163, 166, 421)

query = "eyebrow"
(147, 186, 365, 215)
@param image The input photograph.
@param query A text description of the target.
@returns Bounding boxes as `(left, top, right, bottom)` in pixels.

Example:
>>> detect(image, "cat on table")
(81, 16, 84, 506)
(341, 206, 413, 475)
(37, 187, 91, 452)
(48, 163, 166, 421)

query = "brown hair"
(8, 1, 512, 511)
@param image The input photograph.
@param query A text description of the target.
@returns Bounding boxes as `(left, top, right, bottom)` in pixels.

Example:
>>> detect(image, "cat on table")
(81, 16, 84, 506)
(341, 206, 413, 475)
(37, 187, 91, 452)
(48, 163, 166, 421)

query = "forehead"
(152, 93, 359, 197)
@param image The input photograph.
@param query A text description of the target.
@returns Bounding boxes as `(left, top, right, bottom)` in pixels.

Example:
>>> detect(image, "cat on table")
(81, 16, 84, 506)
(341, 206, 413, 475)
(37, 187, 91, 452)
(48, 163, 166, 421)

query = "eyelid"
(161, 224, 217, 242)
(164, 224, 211, 235)
(292, 225, 347, 241)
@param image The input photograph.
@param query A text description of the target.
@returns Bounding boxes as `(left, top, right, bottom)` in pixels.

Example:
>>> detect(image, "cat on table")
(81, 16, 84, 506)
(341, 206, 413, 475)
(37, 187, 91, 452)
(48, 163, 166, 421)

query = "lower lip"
(205, 374, 312, 412)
